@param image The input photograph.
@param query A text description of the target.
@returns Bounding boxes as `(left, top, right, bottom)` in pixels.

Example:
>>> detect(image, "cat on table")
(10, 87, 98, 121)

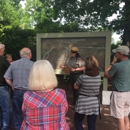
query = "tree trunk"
(122, 1, 130, 46)
(122, 24, 130, 46)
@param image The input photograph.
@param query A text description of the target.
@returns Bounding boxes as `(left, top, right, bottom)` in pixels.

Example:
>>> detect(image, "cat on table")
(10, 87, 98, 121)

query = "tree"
(22, 0, 83, 32)
(23, 0, 54, 29)
(0, 0, 25, 30)
(0, 27, 36, 61)
(50, 0, 130, 45)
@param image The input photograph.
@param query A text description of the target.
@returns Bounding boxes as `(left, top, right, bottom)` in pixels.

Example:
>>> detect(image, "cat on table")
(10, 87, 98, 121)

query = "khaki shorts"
(110, 91, 130, 119)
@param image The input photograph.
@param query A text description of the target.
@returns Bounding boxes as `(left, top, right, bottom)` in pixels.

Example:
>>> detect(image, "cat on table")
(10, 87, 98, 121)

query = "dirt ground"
(66, 103, 118, 130)
(65, 91, 118, 130)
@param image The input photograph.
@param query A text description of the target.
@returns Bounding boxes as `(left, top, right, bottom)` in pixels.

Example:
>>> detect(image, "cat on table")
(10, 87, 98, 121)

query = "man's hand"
(111, 56, 117, 65)
(71, 68, 76, 72)
(5, 78, 14, 90)
(59, 65, 64, 68)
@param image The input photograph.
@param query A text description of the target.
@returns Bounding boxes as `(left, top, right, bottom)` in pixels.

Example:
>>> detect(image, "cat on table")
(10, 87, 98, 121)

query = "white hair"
(19, 48, 31, 58)
(0, 43, 5, 49)
(28, 60, 58, 91)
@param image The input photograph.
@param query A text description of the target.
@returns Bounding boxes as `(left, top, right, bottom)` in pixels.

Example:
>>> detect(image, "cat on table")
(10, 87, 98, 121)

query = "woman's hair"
(75, 52, 81, 59)
(71, 47, 81, 61)
(5, 54, 12, 59)
(28, 60, 58, 91)
(85, 56, 99, 76)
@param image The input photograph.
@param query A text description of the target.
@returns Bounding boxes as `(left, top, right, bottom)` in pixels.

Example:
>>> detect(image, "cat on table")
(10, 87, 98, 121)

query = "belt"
(14, 88, 28, 91)
(0, 85, 5, 86)
(113, 90, 128, 92)
(70, 71, 83, 75)
(79, 93, 98, 97)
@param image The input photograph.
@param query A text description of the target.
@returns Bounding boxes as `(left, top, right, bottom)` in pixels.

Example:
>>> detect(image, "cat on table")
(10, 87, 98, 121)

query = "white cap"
(112, 46, 129, 55)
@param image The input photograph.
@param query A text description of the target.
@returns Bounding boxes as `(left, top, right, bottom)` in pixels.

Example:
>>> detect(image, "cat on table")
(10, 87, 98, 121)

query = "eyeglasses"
(71, 50, 77, 53)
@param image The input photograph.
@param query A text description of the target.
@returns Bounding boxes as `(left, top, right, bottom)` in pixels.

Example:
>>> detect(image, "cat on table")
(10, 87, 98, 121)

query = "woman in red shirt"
(21, 60, 70, 130)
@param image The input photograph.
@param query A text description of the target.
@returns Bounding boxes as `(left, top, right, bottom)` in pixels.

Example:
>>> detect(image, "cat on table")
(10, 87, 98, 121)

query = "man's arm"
(5, 78, 14, 90)
(72, 66, 85, 72)
(104, 56, 117, 78)
(104, 65, 113, 78)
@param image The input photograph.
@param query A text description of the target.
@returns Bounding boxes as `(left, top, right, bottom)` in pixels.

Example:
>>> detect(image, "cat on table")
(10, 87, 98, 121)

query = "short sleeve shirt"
(108, 59, 130, 91)
(68, 57, 85, 68)
(4, 58, 34, 90)
(75, 74, 101, 96)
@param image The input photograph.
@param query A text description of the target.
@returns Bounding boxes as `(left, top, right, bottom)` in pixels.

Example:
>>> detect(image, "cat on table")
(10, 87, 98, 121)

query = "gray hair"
(20, 48, 31, 58)
(0, 43, 5, 49)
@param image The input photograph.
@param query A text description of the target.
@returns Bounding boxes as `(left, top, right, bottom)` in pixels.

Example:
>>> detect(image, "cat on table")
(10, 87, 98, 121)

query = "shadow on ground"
(66, 104, 117, 130)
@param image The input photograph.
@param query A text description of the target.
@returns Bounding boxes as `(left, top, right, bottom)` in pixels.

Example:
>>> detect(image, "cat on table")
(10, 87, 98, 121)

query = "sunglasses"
(71, 50, 77, 53)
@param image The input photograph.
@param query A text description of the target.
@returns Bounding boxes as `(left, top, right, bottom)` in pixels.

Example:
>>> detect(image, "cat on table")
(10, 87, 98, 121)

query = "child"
(5, 54, 13, 64)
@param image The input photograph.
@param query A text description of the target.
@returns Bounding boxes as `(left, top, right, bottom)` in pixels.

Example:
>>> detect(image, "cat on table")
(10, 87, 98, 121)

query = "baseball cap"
(112, 45, 130, 55)
(71, 47, 78, 52)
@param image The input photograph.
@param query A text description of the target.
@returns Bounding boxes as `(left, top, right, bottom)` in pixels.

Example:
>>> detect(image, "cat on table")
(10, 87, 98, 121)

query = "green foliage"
(35, 20, 81, 33)
(23, 0, 54, 29)
(52, 0, 120, 29)
(0, 0, 23, 29)
(0, 0, 84, 61)
(1, 0, 130, 61)
(50, 0, 130, 44)
(0, 27, 36, 61)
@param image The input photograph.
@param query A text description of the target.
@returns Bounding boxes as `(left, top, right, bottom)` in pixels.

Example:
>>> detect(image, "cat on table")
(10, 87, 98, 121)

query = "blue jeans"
(0, 86, 12, 130)
(74, 112, 97, 130)
(12, 89, 27, 130)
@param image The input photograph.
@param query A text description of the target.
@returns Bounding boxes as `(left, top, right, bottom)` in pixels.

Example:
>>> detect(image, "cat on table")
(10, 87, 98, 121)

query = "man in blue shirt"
(4, 47, 34, 130)
(104, 46, 130, 130)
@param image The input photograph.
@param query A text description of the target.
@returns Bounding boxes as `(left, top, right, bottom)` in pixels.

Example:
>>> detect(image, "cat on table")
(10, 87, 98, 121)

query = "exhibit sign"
(36, 32, 111, 92)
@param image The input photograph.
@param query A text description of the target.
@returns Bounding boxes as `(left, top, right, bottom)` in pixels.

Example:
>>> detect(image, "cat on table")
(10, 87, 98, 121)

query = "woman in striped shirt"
(74, 56, 101, 130)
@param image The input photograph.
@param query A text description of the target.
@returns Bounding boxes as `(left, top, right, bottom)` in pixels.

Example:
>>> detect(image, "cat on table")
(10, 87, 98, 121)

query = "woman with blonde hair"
(21, 60, 69, 130)
(74, 56, 101, 130)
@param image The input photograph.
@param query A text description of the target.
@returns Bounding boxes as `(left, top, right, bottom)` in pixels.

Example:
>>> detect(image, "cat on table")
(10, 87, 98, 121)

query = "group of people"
(0, 41, 130, 130)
